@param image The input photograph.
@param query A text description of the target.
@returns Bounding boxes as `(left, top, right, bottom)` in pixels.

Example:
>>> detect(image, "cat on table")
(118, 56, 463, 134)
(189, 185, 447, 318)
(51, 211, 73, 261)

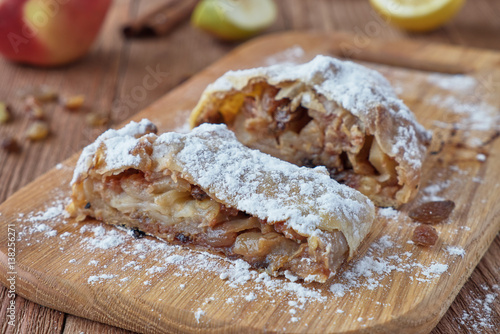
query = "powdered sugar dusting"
(426, 73, 477, 92)
(71, 119, 155, 184)
(88, 274, 117, 284)
(459, 285, 499, 331)
(446, 246, 466, 257)
(265, 45, 305, 65)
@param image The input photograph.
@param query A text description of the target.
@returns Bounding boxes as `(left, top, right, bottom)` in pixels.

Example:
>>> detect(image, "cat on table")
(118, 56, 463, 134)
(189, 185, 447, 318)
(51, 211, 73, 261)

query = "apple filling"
(196, 81, 400, 206)
(68, 168, 348, 281)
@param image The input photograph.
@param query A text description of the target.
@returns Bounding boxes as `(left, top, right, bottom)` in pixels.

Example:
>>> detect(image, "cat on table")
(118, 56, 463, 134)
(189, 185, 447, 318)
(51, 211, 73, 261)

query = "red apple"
(0, 0, 112, 66)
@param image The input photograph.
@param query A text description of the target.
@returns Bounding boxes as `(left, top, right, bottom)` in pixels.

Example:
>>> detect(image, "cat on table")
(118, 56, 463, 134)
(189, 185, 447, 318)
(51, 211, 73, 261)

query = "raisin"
(62, 95, 85, 111)
(220, 204, 239, 217)
(412, 225, 438, 246)
(85, 112, 108, 127)
(191, 185, 208, 201)
(203, 111, 224, 124)
(25, 121, 49, 140)
(0, 102, 13, 123)
(1, 137, 21, 153)
(299, 158, 316, 168)
(175, 233, 191, 243)
(409, 200, 455, 224)
(144, 122, 158, 135)
(25, 96, 45, 120)
(131, 228, 146, 239)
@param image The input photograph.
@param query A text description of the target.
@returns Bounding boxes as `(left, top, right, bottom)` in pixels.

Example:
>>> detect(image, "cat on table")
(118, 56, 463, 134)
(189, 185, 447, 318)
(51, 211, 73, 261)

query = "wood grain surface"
(0, 0, 499, 333)
(2, 30, 500, 333)
(1, 30, 500, 334)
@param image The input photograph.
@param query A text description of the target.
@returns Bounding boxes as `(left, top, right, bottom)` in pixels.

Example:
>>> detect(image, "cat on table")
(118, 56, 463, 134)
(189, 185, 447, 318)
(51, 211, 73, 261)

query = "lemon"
(369, 0, 465, 32)
(191, 0, 277, 41)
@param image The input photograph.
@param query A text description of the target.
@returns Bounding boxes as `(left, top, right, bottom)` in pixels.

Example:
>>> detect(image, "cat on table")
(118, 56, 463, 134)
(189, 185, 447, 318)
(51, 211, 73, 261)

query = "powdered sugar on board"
(376, 66, 500, 148)
(264, 45, 305, 66)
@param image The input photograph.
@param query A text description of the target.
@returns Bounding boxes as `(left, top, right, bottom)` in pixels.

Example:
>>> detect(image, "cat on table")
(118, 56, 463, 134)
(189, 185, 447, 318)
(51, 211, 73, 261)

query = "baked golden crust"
(68, 120, 375, 283)
(190, 56, 432, 207)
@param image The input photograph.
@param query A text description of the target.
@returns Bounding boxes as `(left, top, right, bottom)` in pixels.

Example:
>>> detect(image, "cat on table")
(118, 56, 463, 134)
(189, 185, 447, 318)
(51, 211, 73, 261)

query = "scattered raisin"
(33, 86, 58, 103)
(17, 85, 58, 102)
(175, 233, 191, 243)
(1, 137, 21, 153)
(25, 96, 45, 120)
(85, 112, 108, 127)
(409, 200, 455, 224)
(0, 102, 12, 123)
(131, 228, 146, 239)
(412, 225, 438, 246)
(62, 95, 85, 111)
(191, 185, 209, 201)
(25, 121, 49, 140)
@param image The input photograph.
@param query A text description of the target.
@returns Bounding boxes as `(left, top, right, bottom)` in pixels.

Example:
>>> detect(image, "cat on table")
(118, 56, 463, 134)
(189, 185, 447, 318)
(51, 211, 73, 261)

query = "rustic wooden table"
(1, 0, 499, 333)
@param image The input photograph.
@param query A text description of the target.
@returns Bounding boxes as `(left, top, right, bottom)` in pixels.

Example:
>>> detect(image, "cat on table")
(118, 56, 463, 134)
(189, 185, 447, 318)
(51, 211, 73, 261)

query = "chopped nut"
(1, 137, 21, 153)
(85, 112, 108, 127)
(25, 121, 49, 140)
(0, 102, 12, 123)
(25, 96, 45, 120)
(412, 225, 438, 246)
(62, 95, 85, 111)
(17, 85, 58, 103)
(34, 86, 58, 103)
(409, 200, 455, 224)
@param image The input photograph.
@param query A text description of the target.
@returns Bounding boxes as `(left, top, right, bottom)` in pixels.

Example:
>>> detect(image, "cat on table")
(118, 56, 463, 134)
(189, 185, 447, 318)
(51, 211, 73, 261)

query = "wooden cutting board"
(1, 32, 500, 334)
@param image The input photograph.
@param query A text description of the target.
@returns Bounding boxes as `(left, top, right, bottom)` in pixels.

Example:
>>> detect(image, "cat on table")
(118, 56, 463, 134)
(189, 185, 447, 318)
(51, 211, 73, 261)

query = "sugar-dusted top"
(72, 120, 374, 257)
(208, 55, 417, 126)
(153, 123, 375, 257)
(200, 55, 431, 169)
(71, 119, 155, 185)
(192, 55, 432, 206)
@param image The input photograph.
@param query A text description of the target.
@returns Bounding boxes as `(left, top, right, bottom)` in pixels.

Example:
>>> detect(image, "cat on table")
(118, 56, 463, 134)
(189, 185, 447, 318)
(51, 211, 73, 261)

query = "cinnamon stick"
(123, 0, 199, 38)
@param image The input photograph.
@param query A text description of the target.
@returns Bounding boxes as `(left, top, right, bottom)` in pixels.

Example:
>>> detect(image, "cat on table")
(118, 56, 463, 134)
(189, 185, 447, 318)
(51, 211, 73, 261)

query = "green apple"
(191, 0, 277, 41)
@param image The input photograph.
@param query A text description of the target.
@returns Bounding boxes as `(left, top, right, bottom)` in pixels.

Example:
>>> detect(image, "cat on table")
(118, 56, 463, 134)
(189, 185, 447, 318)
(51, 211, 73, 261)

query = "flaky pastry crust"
(190, 55, 432, 207)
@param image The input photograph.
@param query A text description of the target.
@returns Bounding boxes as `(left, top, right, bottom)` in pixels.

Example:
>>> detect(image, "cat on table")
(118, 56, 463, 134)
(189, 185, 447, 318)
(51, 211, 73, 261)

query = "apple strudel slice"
(190, 55, 432, 207)
(67, 119, 375, 283)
